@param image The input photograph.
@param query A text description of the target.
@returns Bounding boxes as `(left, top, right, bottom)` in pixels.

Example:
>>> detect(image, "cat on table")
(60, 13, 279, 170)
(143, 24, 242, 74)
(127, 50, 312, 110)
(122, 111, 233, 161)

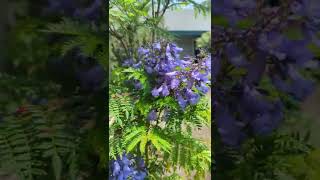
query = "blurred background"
(0, 0, 107, 179)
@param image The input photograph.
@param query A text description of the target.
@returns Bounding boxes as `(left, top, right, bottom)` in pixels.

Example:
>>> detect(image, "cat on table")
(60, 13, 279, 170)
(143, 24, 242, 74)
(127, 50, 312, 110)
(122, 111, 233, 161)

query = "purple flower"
(134, 171, 147, 180)
(113, 161, 120, 176)
(198, 72, 210, 83)
(213, 0, 256, 25)
(204, 55, 211, 71)
(287, 66, 315, 100)
(133, 81, 142, 90)
(121, 154, 130, 166)
(46, 0, 76, 16)
(244, 53, 266, 84)
(125, 42, 210, 109)
(170, 79, 180, 89)
(225, 43, 248, 67)
(76, 0, 102, 21)
(109, 153, 146, 179)
(165, 71, 178, 76)
(170, 43, 183, 54)
(291, 0, 320, 23)
(138, 47, 149, 56)
(196, 82, 209, 94)
(240, 86, 272, 115)
(189, 94, 200, 105)
(177, 94, 188, 109)
(147, 110, 157, 121)
(122, 59, 134, 67)
(133, 61, 142, 69)
(145, 66, 153, 74)
(153, 42, 161, 51)
(215, 105, 246, 147)
(186, 89, 200, 105)
(77, 64, 105, 92)
(118, 172, 124, 180)
(123, 165, 131, 179)
(258, 32, 288, 60)
(123, 165, 131, 173)
(291, 1, 305, 15)
(272, 66, 315, 100)
(250, 101, 283, 135)
(161, 84, 170, 96)
(151, 86, 162, 97)
(211, 0, 319, 148)
(304, 26, 320, 47)
(191, 71, 201, 80)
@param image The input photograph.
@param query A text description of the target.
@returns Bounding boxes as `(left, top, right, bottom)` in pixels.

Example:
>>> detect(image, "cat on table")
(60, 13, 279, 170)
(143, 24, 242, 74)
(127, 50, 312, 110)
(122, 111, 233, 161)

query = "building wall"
(163, 9, 210, 56)
(163, 9, 210, 31)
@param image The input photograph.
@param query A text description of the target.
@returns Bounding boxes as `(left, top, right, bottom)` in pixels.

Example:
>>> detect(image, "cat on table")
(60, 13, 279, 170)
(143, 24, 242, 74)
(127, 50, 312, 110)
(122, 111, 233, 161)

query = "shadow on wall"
(175, 38, 196, 57)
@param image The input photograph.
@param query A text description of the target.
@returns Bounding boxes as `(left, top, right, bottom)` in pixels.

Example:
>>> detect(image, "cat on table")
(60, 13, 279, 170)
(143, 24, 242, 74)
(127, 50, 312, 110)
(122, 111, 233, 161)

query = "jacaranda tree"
(109, 0, 212, 179)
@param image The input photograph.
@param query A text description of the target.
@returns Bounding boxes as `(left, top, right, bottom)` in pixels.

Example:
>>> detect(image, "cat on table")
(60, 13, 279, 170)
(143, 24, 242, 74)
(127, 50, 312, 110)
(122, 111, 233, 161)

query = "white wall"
(163, 9, 210, 31)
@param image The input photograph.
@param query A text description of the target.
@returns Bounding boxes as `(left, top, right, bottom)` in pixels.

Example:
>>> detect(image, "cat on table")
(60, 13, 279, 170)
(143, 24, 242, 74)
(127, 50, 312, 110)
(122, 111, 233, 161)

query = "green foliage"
(0, 73, 103, 179)
(3, 1, 108, 179)
(235, 18, 255, 29)
(43, 18, 107, 69)
(214, 129, 318, 180)
(212, 16, 229, 27)
(283, 27, 304, 40)
(0, 115, 46, 179)
(109, 93, 134, 127)
(0, 104, 79, 180)
(124, 126, 172, 153)
(163, 132, 211, 179)
(308, 43, 320, 57)
(109, 67, 211, 178)
(109, 90, 135, 159)
(7, 19, 51, 77)
(196, 31, 211, 49)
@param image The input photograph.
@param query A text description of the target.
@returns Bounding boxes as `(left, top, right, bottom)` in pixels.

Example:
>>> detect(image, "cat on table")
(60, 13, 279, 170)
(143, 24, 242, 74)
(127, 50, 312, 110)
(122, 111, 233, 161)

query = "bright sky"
(183, 0, 208, 9)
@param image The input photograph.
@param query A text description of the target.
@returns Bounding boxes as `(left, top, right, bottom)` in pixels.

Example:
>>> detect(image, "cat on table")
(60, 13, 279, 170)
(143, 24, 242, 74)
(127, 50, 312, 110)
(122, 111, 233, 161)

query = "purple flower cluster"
(109, 153, 147, 180)
(45, 0, 103, 22)
(213, 0, 320, 147)
(213, 0, 256, 26)
(76, 64, 106, 92)
(43, 0, 105, 93)
(147, 110, 157, 121)
(123, 42, 211, 109)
